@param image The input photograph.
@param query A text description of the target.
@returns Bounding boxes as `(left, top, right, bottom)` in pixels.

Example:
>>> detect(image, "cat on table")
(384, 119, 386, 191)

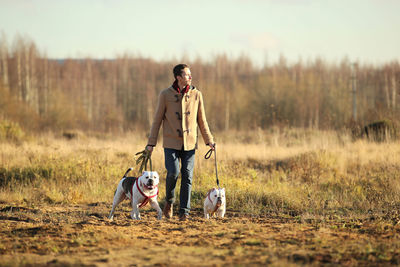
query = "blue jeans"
(164, 148, 195, 216)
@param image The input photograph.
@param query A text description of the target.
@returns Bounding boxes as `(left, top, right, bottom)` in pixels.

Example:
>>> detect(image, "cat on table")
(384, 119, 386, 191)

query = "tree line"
(0, 34, 399, 134)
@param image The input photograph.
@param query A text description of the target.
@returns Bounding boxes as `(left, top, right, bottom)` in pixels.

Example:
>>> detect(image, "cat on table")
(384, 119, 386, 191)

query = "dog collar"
(207, 190, 221, 215)
(207, 190, 213, 203)
(131, 178, 159, 208)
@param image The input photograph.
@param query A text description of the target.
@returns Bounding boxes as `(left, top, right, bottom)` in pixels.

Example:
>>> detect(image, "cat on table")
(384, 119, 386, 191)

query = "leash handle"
(204, 144, 220, 188)
(204, 147, 213, 159)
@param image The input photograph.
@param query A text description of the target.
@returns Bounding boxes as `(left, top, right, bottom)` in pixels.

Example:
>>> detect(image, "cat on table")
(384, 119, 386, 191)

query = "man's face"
(177, 67, 192, 87)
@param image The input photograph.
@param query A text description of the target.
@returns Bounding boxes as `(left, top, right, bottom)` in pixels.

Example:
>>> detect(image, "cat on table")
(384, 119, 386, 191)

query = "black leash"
(205, 144, 220, 188)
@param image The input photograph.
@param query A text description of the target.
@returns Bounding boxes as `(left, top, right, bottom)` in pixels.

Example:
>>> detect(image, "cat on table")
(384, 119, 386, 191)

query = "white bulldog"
(108, 168, 162, 220)
(204, 187, 226, 219)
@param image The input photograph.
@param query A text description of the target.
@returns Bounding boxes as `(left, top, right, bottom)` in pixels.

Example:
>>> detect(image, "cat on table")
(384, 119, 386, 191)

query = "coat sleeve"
(197, 91, 214, 145)
(147, 91, 166, 146)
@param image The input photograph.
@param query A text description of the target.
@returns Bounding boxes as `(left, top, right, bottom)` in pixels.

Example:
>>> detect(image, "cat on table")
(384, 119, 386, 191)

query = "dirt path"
(1, 203, 400, 266)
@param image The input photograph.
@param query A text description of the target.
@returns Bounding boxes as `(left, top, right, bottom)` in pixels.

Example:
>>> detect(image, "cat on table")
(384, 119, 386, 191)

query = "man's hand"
(208, 143, 215, 150)
(146, 145, 154, 154)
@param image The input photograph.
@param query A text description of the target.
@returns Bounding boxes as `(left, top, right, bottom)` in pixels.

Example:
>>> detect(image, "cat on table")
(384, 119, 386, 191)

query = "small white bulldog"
(204, 187, 226, 219)
(108, 168, 162, 220)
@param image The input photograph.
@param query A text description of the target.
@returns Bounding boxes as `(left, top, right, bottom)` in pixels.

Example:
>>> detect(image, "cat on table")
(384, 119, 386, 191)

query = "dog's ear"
(222, 188, 225, 192)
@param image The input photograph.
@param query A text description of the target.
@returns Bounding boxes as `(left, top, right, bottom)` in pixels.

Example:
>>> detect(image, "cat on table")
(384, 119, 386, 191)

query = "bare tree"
(0, 32, 9, 91)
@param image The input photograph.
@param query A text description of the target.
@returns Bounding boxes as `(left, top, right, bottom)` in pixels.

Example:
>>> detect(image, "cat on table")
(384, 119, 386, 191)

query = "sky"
(0, 0, 399, 66)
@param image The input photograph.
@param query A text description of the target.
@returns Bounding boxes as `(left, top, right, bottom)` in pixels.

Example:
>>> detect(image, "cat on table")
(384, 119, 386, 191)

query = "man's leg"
(164, 148, 180, 212)
(179, 149, 195, 217)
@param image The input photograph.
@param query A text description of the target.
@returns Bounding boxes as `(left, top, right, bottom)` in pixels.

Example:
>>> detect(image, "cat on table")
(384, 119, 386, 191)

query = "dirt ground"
(1, 202, 400, 267)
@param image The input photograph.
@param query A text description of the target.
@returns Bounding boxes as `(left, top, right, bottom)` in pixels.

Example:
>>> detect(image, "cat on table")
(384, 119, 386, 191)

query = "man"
(146, 64, 215, 221)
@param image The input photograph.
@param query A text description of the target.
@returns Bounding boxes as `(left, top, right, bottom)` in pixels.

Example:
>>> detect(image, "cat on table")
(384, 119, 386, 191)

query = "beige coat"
(147, 86, 214, 150)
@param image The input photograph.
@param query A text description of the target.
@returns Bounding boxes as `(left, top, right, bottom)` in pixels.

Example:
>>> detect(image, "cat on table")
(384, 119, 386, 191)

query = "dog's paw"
(130, 214, 141, 220)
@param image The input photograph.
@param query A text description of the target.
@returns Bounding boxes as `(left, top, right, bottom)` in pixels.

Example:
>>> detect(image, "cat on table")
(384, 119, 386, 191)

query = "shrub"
(0, 120, 25, 142)
(362, 119, 399, 142)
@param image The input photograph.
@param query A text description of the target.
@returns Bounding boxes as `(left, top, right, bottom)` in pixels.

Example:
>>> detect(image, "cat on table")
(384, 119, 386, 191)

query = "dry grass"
(1, 129, 400, 266)
(1, 129, 400, 220)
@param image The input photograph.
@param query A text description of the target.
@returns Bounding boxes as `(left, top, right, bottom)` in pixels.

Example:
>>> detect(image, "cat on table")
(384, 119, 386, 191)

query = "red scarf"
(172, 80, 190, 94)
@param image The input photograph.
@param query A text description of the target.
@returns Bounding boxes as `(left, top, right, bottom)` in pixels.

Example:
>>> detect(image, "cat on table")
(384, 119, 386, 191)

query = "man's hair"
(173, 64, 189, 79)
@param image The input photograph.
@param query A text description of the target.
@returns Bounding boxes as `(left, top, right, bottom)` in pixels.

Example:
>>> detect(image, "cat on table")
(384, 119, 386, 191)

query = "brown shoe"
(163, 202, 173, 219)
(179, 213, 189, 221)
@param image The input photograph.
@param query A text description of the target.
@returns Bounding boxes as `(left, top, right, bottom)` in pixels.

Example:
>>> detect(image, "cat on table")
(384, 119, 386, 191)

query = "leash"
(204, 144, 220, 188)
(135, 149, 153, 173)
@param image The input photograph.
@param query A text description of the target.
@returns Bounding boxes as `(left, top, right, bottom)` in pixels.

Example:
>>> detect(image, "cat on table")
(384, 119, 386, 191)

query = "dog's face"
(139, 171, 160, 190)
(210, 188, 225, 206)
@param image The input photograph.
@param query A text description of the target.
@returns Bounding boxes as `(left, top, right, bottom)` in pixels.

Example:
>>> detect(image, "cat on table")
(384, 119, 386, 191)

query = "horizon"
(34, 54, 400, 69)
(1, 0, 400, 67)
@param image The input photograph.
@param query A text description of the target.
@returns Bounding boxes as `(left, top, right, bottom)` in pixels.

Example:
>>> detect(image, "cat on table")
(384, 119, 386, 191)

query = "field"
(1, 129, 400, 266)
